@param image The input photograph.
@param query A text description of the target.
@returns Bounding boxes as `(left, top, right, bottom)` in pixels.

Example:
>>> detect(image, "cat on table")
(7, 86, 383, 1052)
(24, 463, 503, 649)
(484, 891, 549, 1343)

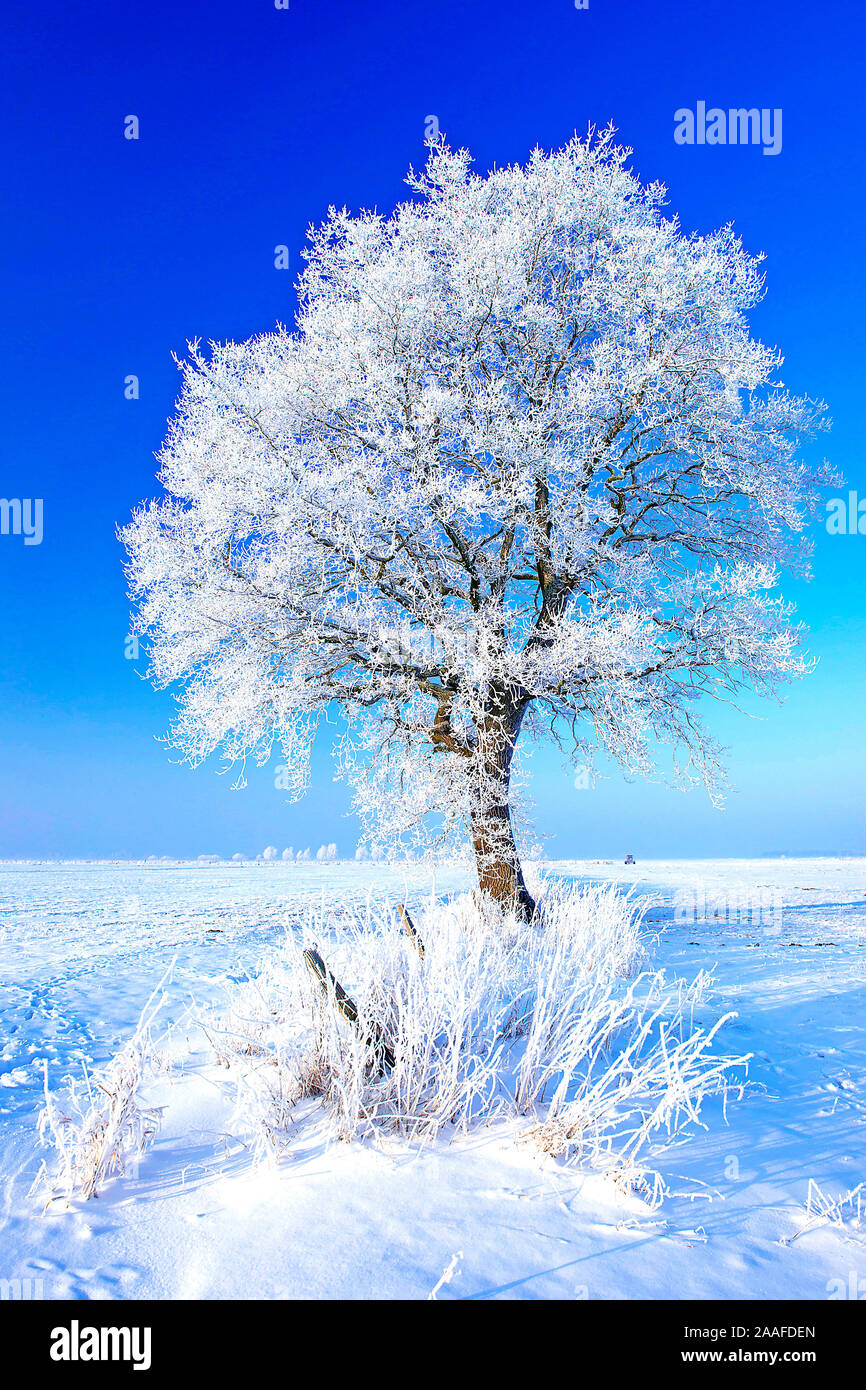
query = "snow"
(1, 858, 864, 1300)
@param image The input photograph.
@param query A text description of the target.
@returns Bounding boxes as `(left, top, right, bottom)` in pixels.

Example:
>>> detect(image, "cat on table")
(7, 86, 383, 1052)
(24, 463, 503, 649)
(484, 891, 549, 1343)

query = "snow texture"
(1, 858, 864, 1300)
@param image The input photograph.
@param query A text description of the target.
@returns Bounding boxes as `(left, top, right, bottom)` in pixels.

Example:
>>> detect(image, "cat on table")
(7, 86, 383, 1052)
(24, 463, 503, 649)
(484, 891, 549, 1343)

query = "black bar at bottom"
(3, 1297, 860, 1375)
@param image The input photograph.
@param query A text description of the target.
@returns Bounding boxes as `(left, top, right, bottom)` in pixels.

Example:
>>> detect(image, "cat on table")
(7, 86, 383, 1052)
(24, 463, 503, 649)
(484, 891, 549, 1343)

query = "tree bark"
(469, 696, 536, 922)
(470, 798, 536, 921)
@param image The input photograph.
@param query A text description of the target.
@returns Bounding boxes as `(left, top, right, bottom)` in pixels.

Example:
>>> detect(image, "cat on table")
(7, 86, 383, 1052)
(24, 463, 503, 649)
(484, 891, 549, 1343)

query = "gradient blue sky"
(0, 0, 863, 859)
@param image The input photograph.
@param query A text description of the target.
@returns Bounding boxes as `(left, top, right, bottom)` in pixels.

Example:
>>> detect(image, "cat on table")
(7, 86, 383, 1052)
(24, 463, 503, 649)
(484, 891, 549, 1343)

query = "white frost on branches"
(123, 129, 830, 863)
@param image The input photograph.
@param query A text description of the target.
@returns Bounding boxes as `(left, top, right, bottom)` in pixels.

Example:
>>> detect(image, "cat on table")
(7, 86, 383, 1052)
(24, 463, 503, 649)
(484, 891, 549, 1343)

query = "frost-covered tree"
(123, 131, 829, 920)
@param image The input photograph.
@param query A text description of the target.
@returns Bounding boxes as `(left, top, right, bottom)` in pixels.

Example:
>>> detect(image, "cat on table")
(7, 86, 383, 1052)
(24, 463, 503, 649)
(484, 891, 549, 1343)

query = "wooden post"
(397, 903, 425, 958)
(303, 947, 396, 1072)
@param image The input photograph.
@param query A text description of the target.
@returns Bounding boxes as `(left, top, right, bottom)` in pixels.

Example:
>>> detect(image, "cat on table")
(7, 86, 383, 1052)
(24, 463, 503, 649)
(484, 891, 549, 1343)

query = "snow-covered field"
(1, 858, 864, 1301)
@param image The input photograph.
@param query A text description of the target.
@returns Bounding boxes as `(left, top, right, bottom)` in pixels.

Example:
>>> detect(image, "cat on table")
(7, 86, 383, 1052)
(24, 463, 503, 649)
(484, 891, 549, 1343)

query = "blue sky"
(0, 0, 863, 859)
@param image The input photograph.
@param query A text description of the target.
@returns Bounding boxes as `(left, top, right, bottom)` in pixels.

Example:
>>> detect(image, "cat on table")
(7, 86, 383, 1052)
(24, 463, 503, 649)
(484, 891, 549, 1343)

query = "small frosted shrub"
(32, 970, 172, 1205)
(213, 881, 747, 1192)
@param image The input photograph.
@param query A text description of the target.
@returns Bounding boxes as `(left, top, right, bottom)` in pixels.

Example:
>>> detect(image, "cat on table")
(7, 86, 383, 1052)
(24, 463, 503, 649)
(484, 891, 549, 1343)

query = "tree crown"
(123, 130, 830, 852)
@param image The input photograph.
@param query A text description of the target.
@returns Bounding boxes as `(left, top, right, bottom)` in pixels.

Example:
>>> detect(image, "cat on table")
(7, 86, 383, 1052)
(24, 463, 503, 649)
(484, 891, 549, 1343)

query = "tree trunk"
(470, 798, 536, 921)
(469, 698, 536, 922)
